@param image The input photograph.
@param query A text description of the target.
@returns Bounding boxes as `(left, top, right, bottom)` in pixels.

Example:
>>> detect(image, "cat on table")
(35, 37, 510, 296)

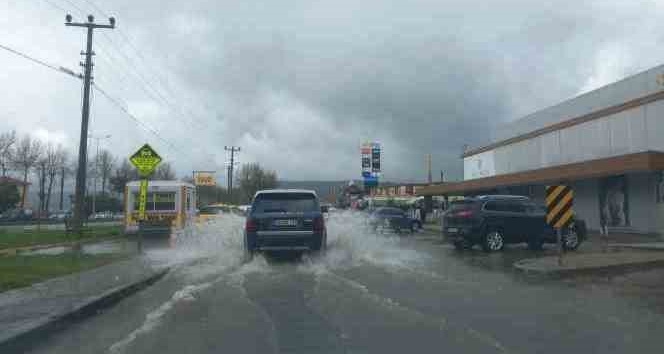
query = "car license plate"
(447, 227, 458, 233)
(273, 219, 297, 227)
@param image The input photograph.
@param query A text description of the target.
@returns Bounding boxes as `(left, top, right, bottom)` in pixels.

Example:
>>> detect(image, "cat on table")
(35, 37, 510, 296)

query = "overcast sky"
(2, 0, 664, 183)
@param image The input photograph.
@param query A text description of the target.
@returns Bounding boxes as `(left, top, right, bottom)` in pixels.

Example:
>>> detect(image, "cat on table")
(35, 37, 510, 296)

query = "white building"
(420, 64, 664, 235)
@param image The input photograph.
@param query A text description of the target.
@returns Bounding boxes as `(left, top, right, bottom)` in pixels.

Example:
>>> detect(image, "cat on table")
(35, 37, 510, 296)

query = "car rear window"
(376, 208, 403, 216)
(252, 193, 318, 213)
(449, 200, 478, 211)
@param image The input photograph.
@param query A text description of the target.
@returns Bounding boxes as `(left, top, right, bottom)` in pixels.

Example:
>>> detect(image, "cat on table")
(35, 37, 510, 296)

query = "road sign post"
(130, 144, 162, 253)
(545, 185, 574, 266)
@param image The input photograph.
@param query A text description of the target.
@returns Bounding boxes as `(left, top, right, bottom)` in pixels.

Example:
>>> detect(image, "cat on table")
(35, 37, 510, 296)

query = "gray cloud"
(2, 0, 664, 183)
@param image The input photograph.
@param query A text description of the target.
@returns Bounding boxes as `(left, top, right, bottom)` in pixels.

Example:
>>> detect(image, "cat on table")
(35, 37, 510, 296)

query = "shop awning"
(417, 151, 664, 196)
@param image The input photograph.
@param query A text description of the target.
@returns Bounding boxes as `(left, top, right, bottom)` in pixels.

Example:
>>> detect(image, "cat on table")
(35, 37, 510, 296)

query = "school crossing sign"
(130, 144, 162, 177)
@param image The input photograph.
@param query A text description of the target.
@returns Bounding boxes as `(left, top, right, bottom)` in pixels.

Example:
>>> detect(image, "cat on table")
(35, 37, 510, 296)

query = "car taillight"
(313, 216, 325, 232)
(245, 218, 258, 232)
(457, 210, 474, 218)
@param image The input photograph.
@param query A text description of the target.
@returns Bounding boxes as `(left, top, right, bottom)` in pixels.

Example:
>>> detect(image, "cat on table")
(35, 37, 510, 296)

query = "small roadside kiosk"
(123, 180, 197, 235)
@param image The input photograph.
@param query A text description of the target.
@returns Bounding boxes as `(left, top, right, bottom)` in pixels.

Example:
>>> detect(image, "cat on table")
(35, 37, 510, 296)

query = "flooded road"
(23, 212, 664, 354)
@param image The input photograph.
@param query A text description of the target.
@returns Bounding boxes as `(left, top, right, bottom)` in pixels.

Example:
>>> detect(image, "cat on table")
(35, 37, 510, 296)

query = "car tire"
(243, 235, 256, 261)
(482, 230, 505, 252)
(311, 233, 327, 255)
(562, 225, 580, 251)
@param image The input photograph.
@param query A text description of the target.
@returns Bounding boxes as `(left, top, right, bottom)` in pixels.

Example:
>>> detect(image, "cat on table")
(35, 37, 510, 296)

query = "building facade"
(419, 64, 664, 235)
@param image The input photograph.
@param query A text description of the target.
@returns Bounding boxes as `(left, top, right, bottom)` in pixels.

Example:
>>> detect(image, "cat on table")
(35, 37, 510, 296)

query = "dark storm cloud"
(4, 0, 664, 181)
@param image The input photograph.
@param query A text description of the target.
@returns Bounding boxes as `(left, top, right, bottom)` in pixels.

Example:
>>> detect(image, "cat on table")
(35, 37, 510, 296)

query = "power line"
(69, 0, 218, 126)
(0, 41, 184, 156)
(92, 84, 184, 153)
(42, 0, 218, 133)
(80, 0, 108, 17)
(40, 0, 68, 13)
(0, 43, 82, 79)
(13, 4, 222, 167)
(59, 0, 86, 16)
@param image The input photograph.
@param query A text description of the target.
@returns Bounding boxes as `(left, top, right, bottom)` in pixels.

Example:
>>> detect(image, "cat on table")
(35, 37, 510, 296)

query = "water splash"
(299, 210, 428, 274)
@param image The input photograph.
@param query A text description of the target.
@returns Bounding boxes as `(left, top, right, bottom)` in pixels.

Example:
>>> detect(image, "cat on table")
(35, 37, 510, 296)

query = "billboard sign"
(194, 171, 216, 186)
(363, 176, 378, 187)
(361, 142, 372, 176)
(371, 142, 381, 174)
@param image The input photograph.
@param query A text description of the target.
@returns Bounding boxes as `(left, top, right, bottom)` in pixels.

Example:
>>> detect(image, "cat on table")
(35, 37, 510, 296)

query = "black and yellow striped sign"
(545, 185, 574, 229)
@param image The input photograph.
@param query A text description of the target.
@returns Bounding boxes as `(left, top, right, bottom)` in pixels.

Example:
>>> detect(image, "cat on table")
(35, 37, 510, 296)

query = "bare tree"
(109, 160, 139, 196)
(236, 163, 278, 203)
(152, 162, 176, 180)
(45, 146, 66, 211)
(12, 135, 42, 209)
(36, 144, 62, 213)
(57, 150, 70, 211)
(96, 149, 116, 195)
(0, 130, 17, 177)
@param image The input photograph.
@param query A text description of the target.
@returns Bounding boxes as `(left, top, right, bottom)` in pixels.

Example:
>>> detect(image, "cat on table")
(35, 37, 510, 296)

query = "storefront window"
(656, 172, 664, 204)
(599, 175, 629, 227)
(154, 193, 176, 211)
(132, 192, 175, 211)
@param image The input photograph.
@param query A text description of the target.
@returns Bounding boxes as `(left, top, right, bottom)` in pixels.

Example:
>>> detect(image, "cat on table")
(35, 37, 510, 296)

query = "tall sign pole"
(130, 144, 162, 253)
(66, 14, 115, 234)
(545, 185, 575, 266)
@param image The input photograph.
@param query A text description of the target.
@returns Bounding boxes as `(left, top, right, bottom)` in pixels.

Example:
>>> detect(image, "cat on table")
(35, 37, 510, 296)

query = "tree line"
(0, 130, 175, 214)
(192, 162, 278, 206)
(1, 129, 279, 212)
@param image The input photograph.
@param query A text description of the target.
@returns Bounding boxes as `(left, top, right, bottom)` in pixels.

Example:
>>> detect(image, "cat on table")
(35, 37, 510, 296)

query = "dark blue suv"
(369, 207, 421, 234)
(244, 189, 327, 255)
(443, 195, 586, 252)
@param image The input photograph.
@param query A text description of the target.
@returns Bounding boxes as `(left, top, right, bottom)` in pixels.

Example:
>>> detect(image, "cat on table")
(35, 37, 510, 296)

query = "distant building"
(0, 176, 31, 209)
(419, 64, 664, 235)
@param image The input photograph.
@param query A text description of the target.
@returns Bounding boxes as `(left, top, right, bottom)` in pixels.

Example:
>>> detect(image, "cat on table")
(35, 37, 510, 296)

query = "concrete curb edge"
(0, 267, 170, 353)
(513, 258, 664, 278)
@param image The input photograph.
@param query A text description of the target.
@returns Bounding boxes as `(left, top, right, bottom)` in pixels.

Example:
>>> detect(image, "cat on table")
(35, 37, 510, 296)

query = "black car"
(443, 195, 586, 252)
(244, 189, 327, 255)
(368, 207, 421, 234)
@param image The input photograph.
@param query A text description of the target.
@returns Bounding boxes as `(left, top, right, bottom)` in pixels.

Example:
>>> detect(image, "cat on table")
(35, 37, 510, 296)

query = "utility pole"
(66, 14, 115, 233)
(224, 146, 240, 198)
(427, 154, 432, 184)
(59, 166, 65, 211)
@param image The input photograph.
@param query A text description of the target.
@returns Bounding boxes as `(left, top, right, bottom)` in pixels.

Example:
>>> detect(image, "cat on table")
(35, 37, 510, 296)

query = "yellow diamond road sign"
(130, 144, 162, 177)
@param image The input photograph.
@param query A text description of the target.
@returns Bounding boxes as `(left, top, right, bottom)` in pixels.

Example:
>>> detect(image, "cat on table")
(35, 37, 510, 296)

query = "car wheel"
(562, 226, 580, 251)
(482, 230, 505, 252)
(311, 233, 327, 256)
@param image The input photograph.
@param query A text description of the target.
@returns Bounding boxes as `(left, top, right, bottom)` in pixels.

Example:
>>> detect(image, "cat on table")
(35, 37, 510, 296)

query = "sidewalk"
(514, 251, 664, 277)
(0, 257, 168, 350)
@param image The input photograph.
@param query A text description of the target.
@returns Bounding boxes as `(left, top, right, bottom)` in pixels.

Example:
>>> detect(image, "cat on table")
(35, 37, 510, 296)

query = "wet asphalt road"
(19, 213, 664, 354)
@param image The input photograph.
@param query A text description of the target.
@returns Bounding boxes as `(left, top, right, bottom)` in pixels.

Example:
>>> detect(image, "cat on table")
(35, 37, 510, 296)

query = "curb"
(0, 235, 127, 256)
(513, 258, 664, 278)
(0, 267, 170, 353)
(608, 244, 664, 252)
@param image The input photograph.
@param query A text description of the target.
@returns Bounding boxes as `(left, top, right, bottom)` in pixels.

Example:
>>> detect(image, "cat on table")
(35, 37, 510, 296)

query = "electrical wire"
(24, 1, 223, 166)
(70, 0, 217, 126)
(45, 0, 217, 135)
(0, 42, 183, 156)
(0, 43, 78, 77)
(92, 84, 184, 153)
